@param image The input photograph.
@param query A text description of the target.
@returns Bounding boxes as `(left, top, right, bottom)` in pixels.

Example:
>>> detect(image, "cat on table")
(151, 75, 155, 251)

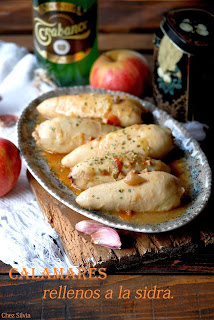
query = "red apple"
(0, 138, 21, 197)
(89, 49, 150, 97)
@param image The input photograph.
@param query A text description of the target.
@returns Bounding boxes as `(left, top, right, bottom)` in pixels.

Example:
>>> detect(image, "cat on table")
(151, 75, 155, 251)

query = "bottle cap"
(160, 8, 214, 55)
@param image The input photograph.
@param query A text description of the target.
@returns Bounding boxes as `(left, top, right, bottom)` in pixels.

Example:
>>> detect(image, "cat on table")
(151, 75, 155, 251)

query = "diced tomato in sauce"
(113, 157, 123, 172)
(106, 115, 121, 126)
(96, 135, 103, 141)
(100, 169, 110, 176)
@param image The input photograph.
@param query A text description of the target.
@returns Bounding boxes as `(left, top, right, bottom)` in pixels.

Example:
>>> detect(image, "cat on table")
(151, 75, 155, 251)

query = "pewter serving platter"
(18, 86, 212, 233)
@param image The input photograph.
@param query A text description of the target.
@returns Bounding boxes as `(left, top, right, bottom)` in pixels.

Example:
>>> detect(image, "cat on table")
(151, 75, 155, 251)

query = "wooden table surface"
(0, 1, 214, 319)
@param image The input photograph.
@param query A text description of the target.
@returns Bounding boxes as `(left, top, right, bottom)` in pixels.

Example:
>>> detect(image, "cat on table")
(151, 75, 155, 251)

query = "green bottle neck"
(32, 0, 96, 10)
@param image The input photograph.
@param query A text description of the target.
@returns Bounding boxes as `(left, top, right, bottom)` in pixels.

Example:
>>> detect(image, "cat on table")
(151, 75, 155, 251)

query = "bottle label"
(33, 2, 97, 64)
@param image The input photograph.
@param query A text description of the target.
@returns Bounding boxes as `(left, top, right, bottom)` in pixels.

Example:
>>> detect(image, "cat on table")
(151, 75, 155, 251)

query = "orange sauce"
(42, 150, 191, 225)
(111, 204, 188, 224)
(43, 152, 82, 195)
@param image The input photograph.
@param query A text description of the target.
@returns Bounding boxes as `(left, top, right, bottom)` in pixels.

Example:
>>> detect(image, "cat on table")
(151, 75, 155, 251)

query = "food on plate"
(76, 171, 185, 213)
(32, 116, 119, 154)
(61, 124, 174, 167)
(89, 49, 150, 97)
(31, 91, 190, 223)
(70, 151, 170, 190)
(0, 138, 21, 197)
(36, 93, 148, 127)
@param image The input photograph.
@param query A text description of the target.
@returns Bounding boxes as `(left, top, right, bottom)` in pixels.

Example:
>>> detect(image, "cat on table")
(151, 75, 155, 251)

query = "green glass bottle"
(32, 0, 98, 86)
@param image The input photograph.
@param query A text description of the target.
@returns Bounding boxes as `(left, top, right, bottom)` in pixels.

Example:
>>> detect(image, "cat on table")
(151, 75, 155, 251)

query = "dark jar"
(153, 8, 214, 123)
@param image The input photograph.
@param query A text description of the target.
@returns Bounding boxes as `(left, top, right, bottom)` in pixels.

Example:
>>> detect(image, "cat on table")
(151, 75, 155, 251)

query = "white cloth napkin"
(0, 41, 73, 275)
(0, 41, 208, 275)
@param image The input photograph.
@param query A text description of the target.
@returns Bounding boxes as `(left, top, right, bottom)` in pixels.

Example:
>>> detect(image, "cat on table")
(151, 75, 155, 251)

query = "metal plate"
(17, 86, 212, 233)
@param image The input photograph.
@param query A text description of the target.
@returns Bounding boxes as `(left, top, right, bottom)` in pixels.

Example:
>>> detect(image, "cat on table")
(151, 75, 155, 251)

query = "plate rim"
(17, 85, 212, 233)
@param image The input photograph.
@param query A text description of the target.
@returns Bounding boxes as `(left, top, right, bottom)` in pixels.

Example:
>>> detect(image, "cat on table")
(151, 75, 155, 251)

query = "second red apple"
(89, 50, 150, 97)
(0, 138, 21, 197)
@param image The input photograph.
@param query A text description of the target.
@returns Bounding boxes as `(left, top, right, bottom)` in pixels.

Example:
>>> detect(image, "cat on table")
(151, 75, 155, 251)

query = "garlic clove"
(0, 114, 18, 127)
(75, 220, 105, 235)
(91, 227, 121, 249)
